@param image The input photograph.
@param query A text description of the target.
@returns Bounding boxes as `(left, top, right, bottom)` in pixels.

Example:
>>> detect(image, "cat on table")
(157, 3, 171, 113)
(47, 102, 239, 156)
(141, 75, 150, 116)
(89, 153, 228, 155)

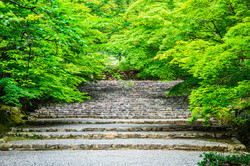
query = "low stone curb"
(26, 119, 220, 126)
(30, 115, 192, 119)
(10, 126, 230, 132)
(7, 132, 232, 139)
(26, 120, 204, 125)
(0, 143, 245, 152)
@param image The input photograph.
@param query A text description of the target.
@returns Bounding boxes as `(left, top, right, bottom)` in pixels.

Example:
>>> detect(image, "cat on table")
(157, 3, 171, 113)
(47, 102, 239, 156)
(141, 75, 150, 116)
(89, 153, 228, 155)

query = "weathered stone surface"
(30, 81, 191, 119)
(26, 118, 206, 126)
(3, 80, 246, 154)
(6, 131, 234, 140)
(10, 123, 229, 133)
(0, 138, 246, 152)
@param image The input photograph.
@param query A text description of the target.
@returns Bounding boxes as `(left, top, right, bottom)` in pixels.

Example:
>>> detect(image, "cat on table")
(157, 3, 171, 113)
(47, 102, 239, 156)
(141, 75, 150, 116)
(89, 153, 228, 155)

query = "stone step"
(30, 80, 191, 119)
(0, 138, 245, 152)
(32, 108, 190, 113)
(32, 105, 188, 111)
(78, 80, 181, 89)
(30, 114, 192, 119)
(11, 124, 229, 132)
(7, 131, 233, 139)
(35, 99, 188, 104)
(39, 100, 188, 104)
(26, 118, 215, 125)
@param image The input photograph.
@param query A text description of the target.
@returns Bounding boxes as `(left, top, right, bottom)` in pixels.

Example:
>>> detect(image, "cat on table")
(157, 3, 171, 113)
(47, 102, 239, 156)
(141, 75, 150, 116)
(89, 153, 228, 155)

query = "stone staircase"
(30, 81, 190, 119)
(0, 81, 246, 152)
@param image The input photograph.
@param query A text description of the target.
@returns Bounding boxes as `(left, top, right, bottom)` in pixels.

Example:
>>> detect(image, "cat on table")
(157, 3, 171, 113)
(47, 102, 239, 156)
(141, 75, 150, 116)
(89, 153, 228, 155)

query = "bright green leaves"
(110, 0, 249, 126)
(0, 0, 248, 126)
(161, 25, 249, 125)
(0, 0, 108, 110)
(167, 1, 249, 125)
(190, 82, 249, 126)
(0, 78, 37, 107)
(110, 0, 178, 79)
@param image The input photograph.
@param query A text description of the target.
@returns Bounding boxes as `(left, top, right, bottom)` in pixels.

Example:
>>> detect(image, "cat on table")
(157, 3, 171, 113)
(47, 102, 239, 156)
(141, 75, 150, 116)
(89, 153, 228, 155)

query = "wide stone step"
(31, 109, 190, 114)
(26, 118, 219, 126)
(78, 80, 181, 90)
(0, 138, 245, 152)
(32, 104, 188, 111)
(7, 131, 233, 139)
(30, 114, 192, 119)
(33, 100, 188, 106)
(11, 124, 229, 132)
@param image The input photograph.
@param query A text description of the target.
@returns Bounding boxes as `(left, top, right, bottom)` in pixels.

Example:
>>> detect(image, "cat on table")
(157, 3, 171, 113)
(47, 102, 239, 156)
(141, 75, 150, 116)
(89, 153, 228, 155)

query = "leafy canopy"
(110, 0, 249, 125)
(0, 0, 113, 109)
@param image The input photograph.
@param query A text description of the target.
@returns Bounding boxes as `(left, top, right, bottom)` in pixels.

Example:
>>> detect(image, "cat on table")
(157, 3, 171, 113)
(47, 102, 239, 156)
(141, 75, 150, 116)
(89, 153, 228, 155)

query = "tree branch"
(228, 3, 236, 15)
(26, 43, 32, 82)
(210, 38, 224, 44)
(9, 0, 46, 20)
(9, 0, 35, 10)
(220, 68, 247, 84)
(211, 21, 223, 39)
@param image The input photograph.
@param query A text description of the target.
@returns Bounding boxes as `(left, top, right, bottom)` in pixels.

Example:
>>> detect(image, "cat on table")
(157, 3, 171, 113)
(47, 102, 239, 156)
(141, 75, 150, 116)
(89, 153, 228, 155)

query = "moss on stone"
(0, 105, 25, 137)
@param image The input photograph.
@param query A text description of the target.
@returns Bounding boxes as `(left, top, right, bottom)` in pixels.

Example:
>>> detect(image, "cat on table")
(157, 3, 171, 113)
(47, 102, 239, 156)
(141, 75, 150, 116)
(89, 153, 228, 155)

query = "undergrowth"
(198, 152, 250, 166)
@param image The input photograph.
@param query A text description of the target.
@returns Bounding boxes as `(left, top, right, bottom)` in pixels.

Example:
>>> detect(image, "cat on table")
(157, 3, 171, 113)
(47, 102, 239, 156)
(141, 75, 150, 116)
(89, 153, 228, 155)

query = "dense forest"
(0, 0, 249, 140)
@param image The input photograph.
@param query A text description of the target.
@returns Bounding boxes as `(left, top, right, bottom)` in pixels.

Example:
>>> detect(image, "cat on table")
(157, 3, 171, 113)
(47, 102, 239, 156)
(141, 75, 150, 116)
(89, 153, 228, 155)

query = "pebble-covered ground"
(0, 150, 203, 166)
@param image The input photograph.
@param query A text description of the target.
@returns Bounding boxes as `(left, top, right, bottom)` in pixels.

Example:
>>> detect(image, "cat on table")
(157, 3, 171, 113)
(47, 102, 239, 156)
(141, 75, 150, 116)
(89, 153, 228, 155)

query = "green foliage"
(110, 0, 249, 127)
(198, 152, 250, 166)
(0, 0, 112, 109)
(109, 0, 181, 79)
(0, 78, 35, 107)
(0, 0, 249, 132)
(166, 77, 201, 97)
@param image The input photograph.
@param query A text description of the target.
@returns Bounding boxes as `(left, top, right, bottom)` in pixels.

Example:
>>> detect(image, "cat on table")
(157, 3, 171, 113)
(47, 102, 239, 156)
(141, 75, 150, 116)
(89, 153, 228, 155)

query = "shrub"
(198, 152, 250, 166)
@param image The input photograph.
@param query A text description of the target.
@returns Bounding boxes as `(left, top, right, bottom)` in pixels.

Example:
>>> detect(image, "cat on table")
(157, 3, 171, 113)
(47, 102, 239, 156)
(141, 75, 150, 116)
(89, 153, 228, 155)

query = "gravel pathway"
(6, 138, 227, 146)
(0, 150, 203, 166)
